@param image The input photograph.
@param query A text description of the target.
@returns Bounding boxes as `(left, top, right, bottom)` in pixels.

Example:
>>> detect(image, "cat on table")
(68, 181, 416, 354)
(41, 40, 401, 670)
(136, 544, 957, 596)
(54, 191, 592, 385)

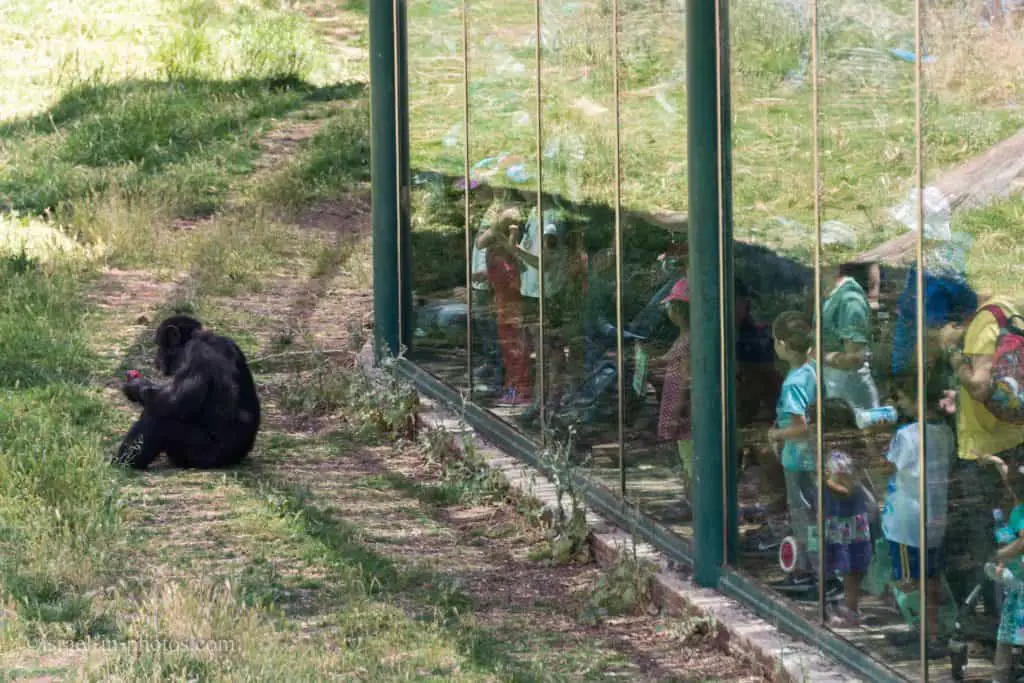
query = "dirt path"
(251, 435, 767, 682)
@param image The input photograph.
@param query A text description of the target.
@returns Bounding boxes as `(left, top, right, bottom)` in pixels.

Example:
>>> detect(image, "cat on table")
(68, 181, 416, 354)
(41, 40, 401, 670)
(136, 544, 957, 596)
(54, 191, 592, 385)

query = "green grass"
(955, 194, 1024, 298)
(0, 253, 126, 647)
(0, 0, 367, 274)
(0, 0, 374, 667)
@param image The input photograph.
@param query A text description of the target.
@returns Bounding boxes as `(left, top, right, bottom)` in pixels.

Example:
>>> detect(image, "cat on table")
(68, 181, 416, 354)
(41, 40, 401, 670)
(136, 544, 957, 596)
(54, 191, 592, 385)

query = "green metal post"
(687, 0, 734, 587)
(370, 0, 411, 360)
(395, 0, 412, 351)
(716, 0, 739, 567)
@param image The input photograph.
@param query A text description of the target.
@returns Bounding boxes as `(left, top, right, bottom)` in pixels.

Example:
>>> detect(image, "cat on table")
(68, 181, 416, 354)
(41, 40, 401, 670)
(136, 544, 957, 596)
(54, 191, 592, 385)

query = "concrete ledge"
(412, 397, 864, 683)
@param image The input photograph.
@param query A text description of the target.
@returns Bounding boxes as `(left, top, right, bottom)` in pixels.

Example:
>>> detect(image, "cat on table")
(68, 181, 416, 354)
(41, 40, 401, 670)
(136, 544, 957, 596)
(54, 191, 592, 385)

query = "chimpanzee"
(114, 315, 261, 470)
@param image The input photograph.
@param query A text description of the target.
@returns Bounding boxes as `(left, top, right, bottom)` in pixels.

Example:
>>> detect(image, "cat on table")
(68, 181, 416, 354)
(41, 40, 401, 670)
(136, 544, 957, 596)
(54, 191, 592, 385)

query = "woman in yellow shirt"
(943, 295, 1024, 617)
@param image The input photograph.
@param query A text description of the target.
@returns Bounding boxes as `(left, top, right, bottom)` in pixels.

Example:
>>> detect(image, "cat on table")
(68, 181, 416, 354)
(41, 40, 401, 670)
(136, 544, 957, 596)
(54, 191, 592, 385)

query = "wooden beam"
(854, 128, 1024, 266)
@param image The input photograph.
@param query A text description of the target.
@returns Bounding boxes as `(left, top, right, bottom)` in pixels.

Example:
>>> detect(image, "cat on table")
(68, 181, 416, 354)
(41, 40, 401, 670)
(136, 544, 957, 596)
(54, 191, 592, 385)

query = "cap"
(891, 267, 979, 375)
(541, 209, 565, 237)
(661, 278, 690, 304)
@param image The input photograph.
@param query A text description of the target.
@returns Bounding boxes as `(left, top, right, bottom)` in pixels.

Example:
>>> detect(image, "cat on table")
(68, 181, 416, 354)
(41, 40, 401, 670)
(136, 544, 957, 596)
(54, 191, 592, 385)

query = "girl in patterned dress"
(656, 278, 692, 514)
(819, 448, 874, 627)
(812, 400, 877, 627)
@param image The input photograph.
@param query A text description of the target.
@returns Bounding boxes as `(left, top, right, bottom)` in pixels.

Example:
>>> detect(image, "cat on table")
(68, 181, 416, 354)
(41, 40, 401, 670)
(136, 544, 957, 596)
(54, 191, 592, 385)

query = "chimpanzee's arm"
(139, 345, 211, 420)
(139, 373, 209, 420)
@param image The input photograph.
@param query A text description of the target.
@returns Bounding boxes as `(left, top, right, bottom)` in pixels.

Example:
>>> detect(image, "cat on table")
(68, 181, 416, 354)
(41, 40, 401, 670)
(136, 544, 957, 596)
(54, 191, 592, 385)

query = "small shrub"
(154, 24, 214, 80)
(532, 431, 591, 565)
(234, 7, 318, 82)
(278, 356, 419, 441)
(580, 547, 657, 625)
(420, 425, 509, 505)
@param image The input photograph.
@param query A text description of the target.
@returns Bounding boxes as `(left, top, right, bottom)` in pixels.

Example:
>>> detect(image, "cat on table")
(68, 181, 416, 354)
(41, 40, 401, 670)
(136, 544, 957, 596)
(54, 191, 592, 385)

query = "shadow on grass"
(231, 459, 556, 682)
(0, 77, 366, 218)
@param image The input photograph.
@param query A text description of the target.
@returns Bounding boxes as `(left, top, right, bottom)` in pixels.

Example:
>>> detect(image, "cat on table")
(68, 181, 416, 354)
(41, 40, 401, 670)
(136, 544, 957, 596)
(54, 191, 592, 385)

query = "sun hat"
(661, 278, 690, 304)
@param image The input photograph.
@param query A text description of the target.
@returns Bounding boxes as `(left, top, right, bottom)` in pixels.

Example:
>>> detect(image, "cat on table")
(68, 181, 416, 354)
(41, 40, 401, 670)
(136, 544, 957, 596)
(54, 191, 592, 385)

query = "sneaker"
(496, 388, 531, 407)
(771, 573, 816, 593)
(825, 577, 845, 601)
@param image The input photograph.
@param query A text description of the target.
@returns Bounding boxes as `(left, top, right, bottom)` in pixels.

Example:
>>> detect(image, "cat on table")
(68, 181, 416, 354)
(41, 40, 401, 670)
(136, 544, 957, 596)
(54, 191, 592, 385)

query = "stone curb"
(412, 397, 864, 683)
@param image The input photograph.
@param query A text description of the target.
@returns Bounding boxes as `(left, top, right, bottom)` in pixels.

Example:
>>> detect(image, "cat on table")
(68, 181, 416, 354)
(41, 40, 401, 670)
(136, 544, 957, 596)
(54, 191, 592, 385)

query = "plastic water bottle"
(855, 406, 898, 430)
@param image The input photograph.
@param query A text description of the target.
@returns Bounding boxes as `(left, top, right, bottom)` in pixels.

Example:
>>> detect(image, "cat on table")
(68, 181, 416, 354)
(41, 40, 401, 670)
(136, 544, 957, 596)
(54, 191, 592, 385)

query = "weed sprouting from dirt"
(419, 425, 510, 505)
(580, 545, 658, 625)
(277, 354, 419, 441)
(530, 430, 592, 565)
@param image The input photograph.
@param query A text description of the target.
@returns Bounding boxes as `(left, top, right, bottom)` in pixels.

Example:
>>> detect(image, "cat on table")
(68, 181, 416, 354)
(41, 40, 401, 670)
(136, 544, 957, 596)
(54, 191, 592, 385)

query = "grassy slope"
(0, 2, 761, 682)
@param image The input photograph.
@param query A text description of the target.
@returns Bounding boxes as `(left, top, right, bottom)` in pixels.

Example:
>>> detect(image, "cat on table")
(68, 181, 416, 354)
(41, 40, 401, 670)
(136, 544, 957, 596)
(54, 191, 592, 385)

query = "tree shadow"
(0, 77, 366, 217)
(406, 168, 915, 327)
(232, 466, 556, 682)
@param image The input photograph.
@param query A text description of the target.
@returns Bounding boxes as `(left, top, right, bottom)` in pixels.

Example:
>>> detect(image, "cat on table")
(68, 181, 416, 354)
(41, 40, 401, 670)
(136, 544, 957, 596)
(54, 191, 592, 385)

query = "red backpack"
(973, 304, 1024, 424)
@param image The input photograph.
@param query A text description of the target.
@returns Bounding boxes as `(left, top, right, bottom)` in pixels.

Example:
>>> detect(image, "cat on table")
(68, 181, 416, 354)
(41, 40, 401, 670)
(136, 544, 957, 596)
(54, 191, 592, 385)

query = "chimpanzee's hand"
(122, 377, 150, 404)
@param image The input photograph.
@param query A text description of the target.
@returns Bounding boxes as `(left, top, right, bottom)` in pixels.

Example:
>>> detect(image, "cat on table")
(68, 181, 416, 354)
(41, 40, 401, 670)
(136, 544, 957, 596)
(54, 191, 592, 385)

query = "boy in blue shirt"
(768, 311, 818, 587)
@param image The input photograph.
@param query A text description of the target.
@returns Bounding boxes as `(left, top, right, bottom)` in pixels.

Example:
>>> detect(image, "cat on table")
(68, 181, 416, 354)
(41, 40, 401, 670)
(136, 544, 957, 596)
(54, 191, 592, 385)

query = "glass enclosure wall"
(406, 0, 468, 391)
(391, 0, 1024, 680)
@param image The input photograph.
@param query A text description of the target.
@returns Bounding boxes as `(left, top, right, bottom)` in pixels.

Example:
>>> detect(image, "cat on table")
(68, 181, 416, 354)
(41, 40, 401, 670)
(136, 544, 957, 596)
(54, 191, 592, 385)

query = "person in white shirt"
(509, 207, 571, 422)
(881, 373, 955, 654)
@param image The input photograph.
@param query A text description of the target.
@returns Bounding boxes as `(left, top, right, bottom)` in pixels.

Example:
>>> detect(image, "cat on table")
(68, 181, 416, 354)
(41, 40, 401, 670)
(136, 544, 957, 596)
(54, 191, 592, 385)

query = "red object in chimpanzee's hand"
(125, 369, 141, 380)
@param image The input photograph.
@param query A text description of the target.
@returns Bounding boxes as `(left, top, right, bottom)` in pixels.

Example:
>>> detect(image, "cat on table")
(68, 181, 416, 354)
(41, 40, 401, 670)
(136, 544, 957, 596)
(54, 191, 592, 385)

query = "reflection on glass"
(616, 0, 691, 528)
(728, 0, 819, 622)
(465, 0, 539, 428)
(922, 0, 1024, 678)
(406, 0, 468, 389)
(812, 0, 923, 670)
(527, 0, 620, 493)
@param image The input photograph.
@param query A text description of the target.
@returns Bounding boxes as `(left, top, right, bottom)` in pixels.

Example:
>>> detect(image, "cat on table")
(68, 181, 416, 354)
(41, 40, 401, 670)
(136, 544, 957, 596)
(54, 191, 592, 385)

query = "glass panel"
(530, 0, 621, 495)
(729, 0, 819, 624)
(923, 1, 1024, 678)
(406, 0, 469, 389)
(465, 0, 539, 424)
(618, 1, 692, 532)
(814, 0, 922, 672)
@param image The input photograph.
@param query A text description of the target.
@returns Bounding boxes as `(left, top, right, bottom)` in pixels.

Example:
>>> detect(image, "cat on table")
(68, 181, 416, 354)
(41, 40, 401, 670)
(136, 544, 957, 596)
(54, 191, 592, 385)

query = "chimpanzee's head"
(154, 315, 204, 376)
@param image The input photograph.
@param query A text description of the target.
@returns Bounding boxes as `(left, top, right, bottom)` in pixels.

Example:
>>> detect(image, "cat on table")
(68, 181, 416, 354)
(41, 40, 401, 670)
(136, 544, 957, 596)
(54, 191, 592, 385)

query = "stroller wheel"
(779, 536, 800, 574)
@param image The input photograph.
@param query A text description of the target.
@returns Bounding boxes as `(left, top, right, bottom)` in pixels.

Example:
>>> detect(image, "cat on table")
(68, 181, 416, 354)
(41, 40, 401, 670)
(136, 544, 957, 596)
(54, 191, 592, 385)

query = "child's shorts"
(890, 542, 943, 581)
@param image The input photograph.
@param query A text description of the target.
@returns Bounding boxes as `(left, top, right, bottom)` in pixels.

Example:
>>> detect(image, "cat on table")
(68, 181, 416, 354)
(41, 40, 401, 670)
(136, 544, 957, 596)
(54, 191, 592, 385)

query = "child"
(656, 278, 692, 513)
(475, 205, 531, 406)
(990, 467, 1024, 683)
(768, 311, 818, 587)
(814, 399, 875, 626)
(820, 446, 873, 627)
(510, 208, 571, 422)
(881, 372, 955, 654)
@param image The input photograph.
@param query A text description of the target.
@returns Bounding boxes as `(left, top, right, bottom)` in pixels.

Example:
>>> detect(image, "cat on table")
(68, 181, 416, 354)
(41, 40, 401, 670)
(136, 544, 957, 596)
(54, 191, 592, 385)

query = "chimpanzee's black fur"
(115, 315, 261, 470)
